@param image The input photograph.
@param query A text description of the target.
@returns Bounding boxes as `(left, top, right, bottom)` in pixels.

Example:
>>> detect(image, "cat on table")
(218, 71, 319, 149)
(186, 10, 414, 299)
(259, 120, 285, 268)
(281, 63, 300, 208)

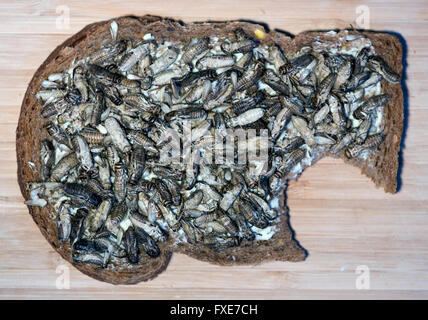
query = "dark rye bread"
(16, 15, 403, 284)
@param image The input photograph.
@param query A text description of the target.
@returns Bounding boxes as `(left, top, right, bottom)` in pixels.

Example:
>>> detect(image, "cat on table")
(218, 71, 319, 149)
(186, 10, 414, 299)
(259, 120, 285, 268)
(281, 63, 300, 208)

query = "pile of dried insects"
(26, 22, 400, 268)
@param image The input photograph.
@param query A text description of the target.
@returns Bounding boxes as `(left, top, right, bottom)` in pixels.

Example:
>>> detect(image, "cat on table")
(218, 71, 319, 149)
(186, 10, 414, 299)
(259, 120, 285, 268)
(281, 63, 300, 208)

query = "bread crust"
(16, 15, 403, 284)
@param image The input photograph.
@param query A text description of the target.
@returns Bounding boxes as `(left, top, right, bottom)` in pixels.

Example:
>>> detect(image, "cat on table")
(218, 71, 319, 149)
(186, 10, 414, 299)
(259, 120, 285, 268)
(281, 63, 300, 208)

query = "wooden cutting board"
(1, 0, 427, 299)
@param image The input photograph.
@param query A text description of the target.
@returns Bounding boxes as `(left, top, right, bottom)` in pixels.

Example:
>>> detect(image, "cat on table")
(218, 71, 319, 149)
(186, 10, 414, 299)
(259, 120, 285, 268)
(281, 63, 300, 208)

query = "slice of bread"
(16, 15, 403, 284)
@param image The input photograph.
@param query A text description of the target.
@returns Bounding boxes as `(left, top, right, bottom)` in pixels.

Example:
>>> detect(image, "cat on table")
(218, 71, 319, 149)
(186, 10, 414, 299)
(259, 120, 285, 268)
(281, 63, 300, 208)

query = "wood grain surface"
(1, 0, 427, 300)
